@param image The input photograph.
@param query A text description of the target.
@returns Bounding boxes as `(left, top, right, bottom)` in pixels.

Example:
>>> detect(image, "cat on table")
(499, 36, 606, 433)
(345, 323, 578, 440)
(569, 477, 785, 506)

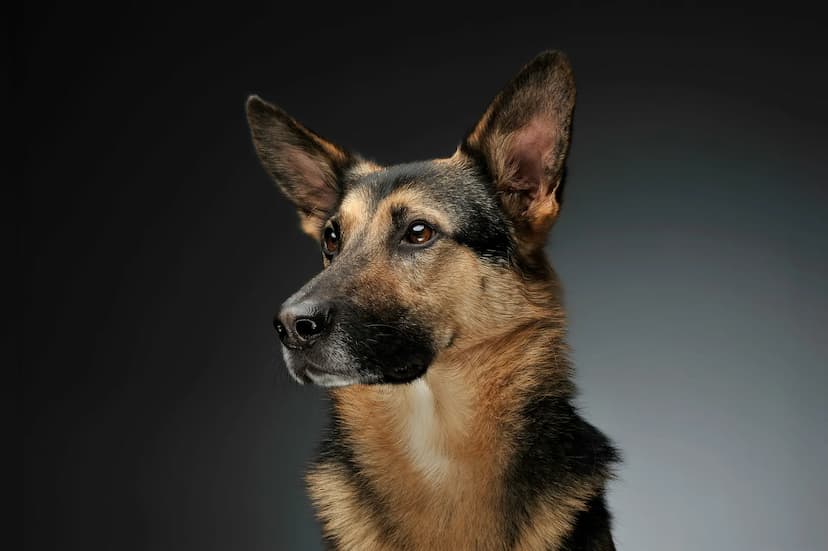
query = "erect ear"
(246, 95, 353, 237)
(460, 51, 576, 249)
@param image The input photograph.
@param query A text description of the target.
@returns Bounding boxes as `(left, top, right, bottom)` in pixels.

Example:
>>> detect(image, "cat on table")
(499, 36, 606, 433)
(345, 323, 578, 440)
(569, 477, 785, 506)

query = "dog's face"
(247, 51, 575, 386)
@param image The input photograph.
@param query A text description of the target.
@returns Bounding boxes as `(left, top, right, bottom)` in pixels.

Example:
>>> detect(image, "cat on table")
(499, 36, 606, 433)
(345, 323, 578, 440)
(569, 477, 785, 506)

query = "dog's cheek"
(407, 246, 488, 347)
(421, 248, 531, 351)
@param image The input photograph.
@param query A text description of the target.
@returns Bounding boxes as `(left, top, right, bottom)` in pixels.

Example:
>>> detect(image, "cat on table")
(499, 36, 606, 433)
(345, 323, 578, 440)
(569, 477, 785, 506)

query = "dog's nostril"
(294, 318, 320, 339)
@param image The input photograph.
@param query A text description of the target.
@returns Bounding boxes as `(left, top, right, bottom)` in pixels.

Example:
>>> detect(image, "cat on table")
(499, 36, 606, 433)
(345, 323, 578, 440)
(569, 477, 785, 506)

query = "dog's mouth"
(276, 303, 437, 387)
(282, 349, 359, 387)
(282, 345, 429, 387)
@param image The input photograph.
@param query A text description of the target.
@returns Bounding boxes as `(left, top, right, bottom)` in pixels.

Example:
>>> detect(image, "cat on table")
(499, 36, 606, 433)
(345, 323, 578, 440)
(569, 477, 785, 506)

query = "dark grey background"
(19, 3, 827, 550)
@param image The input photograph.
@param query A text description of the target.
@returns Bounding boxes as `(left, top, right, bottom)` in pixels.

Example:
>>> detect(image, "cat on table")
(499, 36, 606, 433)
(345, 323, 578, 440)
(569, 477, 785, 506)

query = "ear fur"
(246, 95, 352, 237)
(461, 51, 576, 248)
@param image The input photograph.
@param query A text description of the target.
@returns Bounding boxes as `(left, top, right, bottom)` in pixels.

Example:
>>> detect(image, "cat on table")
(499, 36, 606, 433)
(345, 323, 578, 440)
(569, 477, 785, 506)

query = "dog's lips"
(281, 340, 431, 386)
(282, 347, 359, 387)
(302, 363, 361, 387)
(302, 362, 330, 379)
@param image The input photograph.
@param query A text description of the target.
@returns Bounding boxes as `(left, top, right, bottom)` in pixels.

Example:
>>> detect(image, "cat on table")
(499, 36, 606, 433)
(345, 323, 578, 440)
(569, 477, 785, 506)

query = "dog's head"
(246, 51, 575, 386)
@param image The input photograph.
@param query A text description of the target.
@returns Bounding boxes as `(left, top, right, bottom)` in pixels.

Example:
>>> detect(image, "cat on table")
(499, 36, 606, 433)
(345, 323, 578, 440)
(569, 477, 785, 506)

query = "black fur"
(559, 493, 616, 551)
(340, 305, 435, 384)
(503, 393, 619, 547)
(280, 281, 436, 384)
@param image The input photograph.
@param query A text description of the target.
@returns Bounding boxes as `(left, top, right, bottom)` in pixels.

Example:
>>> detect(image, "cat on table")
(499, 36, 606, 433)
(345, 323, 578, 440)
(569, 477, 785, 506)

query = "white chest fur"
(402, 379, 453, 481)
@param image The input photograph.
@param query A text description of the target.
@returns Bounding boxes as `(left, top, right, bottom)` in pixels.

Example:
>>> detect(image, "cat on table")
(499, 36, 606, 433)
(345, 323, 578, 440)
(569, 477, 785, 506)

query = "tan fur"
(338, 186, 373, 238)
(299, 160, 381, 238)
(306, 464, 390, 549)
(512, 489, 594, 551)
(348, 158, 384, 178)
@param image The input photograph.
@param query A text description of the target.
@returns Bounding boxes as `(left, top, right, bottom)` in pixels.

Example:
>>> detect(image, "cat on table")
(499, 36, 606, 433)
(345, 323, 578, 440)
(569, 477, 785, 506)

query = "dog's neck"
(329, 306, 570, 484)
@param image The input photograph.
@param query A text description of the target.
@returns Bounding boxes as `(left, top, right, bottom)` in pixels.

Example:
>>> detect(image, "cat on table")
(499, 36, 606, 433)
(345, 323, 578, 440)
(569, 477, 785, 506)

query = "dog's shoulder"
(502, 393, 619, 549)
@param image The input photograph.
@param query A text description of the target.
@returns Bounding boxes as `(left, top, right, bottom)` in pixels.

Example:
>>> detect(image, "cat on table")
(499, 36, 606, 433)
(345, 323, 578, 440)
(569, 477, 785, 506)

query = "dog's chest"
(308, 380, 512, 549)
(400, 379, 455, 480)
(307, 460, 504, 550)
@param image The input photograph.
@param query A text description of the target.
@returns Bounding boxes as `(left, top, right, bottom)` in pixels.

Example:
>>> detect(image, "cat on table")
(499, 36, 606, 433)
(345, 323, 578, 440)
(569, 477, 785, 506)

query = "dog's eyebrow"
(390, 205, 409, 229)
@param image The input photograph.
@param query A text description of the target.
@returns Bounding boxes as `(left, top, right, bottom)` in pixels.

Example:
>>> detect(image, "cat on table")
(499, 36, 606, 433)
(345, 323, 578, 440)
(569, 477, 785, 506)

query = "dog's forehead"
(340, 159, 489, 223)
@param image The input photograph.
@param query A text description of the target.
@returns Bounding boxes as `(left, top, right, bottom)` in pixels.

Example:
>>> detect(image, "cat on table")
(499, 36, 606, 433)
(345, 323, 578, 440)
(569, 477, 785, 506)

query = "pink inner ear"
(508, 117, 557, 198)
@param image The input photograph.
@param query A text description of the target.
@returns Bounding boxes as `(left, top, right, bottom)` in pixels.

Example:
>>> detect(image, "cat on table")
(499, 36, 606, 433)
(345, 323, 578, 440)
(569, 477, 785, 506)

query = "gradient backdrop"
(19, 4, 828, 550)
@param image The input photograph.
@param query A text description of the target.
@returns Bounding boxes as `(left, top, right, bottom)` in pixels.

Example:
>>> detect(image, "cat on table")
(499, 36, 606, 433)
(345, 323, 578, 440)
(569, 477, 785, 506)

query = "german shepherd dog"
(246, 51, 619, 550)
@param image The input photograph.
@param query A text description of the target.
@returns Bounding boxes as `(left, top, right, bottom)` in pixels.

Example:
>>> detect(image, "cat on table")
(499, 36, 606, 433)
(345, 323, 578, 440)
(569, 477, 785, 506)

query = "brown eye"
(323, 224, 340, 255)
(404, 221, 435, 245)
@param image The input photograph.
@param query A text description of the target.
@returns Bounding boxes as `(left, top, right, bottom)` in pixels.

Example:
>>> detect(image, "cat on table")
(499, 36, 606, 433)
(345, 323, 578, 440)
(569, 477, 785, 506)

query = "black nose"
(274, 301, 332, 349)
